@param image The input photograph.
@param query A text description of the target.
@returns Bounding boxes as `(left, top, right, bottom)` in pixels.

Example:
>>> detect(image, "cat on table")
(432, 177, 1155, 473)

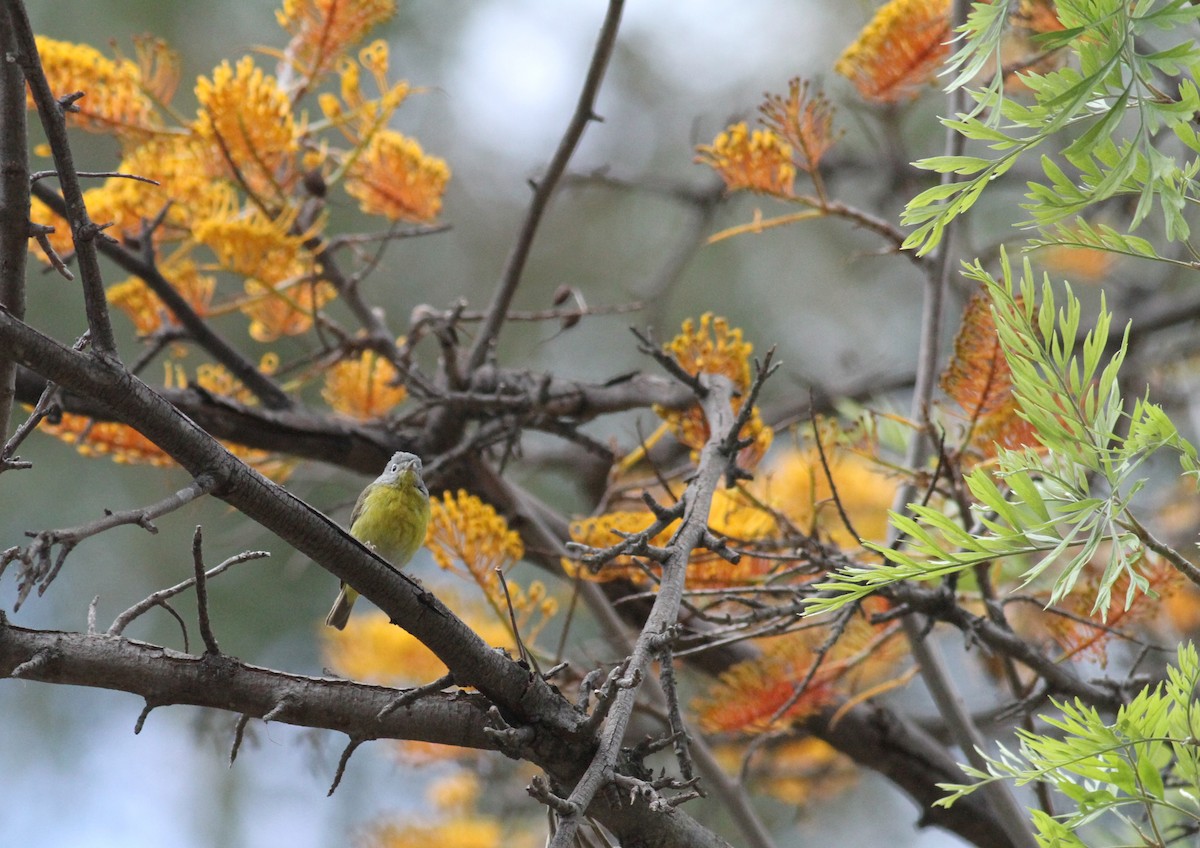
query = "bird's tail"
(324, 584, 357, 630)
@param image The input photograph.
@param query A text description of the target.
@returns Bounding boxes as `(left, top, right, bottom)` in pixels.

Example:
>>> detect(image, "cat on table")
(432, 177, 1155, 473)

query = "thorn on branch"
(328, 738, 365, 796)
(134, 699, 157, 734)
(262, 694, 298, 723)
(528, 774, 579, 816)
(10, 647, 54, 679)
(57, 90, 85, 112)
(376, 673, 455, 722)
(483, 706, 536, 758)
(230, 714, 251, 766)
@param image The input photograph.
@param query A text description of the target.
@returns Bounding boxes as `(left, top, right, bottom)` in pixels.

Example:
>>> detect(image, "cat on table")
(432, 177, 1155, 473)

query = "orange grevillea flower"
(764, 446, 894, 548)
(277, 0, 397, 82)
(130, 35, 181, 105)
(107, 257, 216, 335)
(38, 414, 172, 466)
(191, 199, 309, 284)
(344, 128, 450, 222)
(695, 123, 796, 197)
(759, 78, 841, 174)
(940, 290, 1041, 461)
(240, 278, 337, 342)
(31, 36, 160, 138)
(194, 57, 298, 197)
(836, 0, 952, 104)
(694, 615, 905, 733)
(321, 347, 408, 420)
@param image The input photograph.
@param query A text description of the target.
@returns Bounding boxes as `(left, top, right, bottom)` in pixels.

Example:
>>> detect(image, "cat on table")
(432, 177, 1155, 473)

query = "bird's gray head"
(375, 451, 426, 493)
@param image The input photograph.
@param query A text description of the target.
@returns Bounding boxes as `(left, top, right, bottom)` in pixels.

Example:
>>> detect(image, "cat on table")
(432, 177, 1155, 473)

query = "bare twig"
(464, 0, 626, 373)
(2, 475, 217, 609)
(108, 548, 268, 636)
(5, 0, 117, 353)
(190, 527, 220, 655)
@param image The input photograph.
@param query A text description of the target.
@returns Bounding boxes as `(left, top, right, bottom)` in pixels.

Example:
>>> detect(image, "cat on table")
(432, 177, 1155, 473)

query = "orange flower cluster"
(940, 290, 1040, 461)
(321, 347, 408, 420)
(345, 129, 451, 222)
(277, 0, 397, 82)
(694, 614, 905, 733)
(759, 78, 841, 175)
(836, 0, 952, 103)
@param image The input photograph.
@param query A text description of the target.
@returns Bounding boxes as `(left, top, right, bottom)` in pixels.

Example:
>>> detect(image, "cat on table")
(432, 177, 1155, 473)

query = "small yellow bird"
(325, 451, 431, 630)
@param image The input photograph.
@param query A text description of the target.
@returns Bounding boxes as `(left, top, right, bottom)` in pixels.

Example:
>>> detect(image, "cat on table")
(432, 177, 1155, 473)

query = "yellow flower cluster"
(695, 123, 796, 197)
(836, 0, 952, 103)
(321, 347, 408, 420)
(194, 57, 298, 198)
(654, 314, 773, 467)
(107, 257, 215, 336)
(426, 490, 525, 577)
(562, 510, 680, 584)
(32, 36, 160, 138)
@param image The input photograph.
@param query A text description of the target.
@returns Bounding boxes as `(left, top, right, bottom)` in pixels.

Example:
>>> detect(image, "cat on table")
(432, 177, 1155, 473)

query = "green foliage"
(936, 642, 1200, 846)
(903, 0, 1200, 256)
(805, 252, 1198, 618)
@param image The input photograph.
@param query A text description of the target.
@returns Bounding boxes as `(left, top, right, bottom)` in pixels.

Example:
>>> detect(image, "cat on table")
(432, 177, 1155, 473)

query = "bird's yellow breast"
(348, 473, 431, 565)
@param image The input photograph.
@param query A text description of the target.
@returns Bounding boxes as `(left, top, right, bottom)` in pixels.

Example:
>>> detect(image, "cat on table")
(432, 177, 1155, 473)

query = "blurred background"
(0, 0, 1103, 846)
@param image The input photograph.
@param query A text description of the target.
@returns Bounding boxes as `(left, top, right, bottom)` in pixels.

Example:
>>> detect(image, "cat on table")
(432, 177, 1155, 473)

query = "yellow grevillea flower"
(836, 0, 951, 104)
(322, 610, 451, 686)
(321, 347, 408, 420)
(765, 446, 894, 547)
(191, 199, 308, 284)
(240, 278, 338, 342)
(428, 772, 481, 813)
(695, 123, 796, 197)
(653, 314, 773, 468)
(319, 42, 410, 137)
(31, 37, 159, 138)
(666, 313, 753, 392)
(107, 256, 216, 335)
(345, 128, 450, 222)
(194, 57, 298, 197)
(322, 605, 514, 686)
(277, 0, 397, 82)
(130, 35, 181, 105)
(425, 491, 535, 626)
(562, 511, 680, 584)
